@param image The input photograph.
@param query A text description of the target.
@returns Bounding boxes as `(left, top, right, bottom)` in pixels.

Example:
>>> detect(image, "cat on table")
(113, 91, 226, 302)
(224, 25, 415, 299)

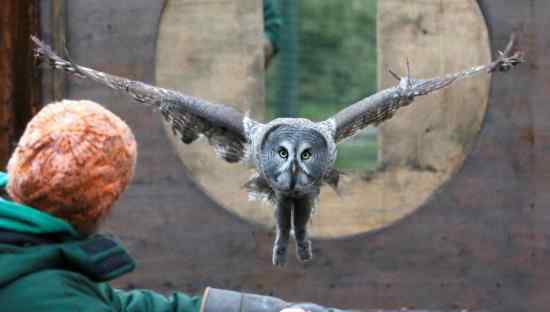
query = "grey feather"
(328, 35, 524, 143)
(33, 36, 252, 164)
(243, 174, 277, 205)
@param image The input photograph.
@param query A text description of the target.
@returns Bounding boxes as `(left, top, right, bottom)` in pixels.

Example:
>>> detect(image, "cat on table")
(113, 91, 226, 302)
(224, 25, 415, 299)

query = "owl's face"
(258, 125, 330, 195)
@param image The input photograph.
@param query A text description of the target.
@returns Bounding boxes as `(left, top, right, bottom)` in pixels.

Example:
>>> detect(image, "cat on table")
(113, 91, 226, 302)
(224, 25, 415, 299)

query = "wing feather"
(32, 36, 260, 163)
(328, 34, 524, 143)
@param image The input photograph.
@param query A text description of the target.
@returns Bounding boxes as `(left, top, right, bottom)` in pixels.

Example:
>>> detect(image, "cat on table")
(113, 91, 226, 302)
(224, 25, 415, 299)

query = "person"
(0, 99, 348, 312)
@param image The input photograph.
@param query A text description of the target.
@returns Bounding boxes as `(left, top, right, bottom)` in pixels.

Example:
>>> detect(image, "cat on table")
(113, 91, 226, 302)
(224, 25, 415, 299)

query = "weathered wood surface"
(378, 0, 491, 171)
(0, 2, 14, 169)
(155, 0, 267, 235)
(0, 0, 41, 170)
(40, 0, 67, 103)
(42, 0, 547, 311)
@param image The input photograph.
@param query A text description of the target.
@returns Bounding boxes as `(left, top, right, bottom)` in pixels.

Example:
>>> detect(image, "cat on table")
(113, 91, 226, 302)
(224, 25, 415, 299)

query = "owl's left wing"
(326, 34, 524, 143)
(33, 36, 262, 164)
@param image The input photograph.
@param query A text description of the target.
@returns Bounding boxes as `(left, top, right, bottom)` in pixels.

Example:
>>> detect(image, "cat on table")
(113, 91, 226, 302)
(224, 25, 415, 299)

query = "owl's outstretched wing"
(326, 34, 524, 143)
(32, 36, 262, 163)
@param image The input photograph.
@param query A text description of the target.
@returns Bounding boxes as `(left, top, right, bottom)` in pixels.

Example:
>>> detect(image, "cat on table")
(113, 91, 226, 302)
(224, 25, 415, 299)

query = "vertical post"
(40, 0, 67, 104)
(50, 0, 67, 102)
(0, 0, 41, 170)
(277, 0, 299, 117)
(0, 2, 15, 170)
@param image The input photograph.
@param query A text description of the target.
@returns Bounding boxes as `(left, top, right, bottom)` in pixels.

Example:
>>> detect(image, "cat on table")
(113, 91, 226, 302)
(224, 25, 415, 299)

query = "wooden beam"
(0, 1, 18, 170)
(0, 0, 41, 170)
(50, 0, 67, 102)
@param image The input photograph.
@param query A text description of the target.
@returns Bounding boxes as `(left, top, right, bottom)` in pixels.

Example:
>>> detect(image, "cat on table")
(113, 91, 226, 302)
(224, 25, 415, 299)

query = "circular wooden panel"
(156, 0, 490, 238)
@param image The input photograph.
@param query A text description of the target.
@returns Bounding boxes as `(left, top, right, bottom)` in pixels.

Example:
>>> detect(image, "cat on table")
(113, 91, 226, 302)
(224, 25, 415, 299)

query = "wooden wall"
(0, 0, 41, 169)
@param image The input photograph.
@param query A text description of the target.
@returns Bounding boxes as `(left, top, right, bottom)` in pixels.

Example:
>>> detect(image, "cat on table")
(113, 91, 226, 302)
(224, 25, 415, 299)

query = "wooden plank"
(50, 0, 67, 102)
(155, 0, 267, 230)
(0, 1, 16, 170)
(12, 0, 42, 140)
(378, 0, 491, 171)
(40, 0, 67, 104)
(0, 0, 41, 170)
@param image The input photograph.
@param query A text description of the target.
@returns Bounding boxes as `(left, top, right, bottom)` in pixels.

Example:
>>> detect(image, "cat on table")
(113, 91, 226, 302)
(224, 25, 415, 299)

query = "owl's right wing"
(33, 36, 263, 164)
(325, 34, 524, 143)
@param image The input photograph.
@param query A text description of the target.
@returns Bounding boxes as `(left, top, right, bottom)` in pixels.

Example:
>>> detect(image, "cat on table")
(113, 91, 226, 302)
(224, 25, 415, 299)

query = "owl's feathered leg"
(293, 196, 313, 262)
(273, 197, 292, 266)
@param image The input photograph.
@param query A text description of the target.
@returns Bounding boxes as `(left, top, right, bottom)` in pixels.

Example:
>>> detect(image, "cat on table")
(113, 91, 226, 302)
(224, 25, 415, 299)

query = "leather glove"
(201, 287, 351, 312)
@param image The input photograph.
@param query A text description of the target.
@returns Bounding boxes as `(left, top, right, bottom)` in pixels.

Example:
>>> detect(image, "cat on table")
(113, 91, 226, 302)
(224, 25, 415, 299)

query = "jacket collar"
(59, 234, 136, 281)
(0, 171, 81, 239)
(0, 172, 135, 281)
(0, 230, 135, 282)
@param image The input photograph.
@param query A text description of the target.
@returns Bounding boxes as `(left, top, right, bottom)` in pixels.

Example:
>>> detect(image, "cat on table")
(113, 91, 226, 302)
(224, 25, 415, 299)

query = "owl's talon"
(296, 241, 312, 262)
(273, 246, 287, 266)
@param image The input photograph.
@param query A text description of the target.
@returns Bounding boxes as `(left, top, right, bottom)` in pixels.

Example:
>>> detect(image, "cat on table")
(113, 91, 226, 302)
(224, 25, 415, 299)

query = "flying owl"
(32, 36, 522, 266)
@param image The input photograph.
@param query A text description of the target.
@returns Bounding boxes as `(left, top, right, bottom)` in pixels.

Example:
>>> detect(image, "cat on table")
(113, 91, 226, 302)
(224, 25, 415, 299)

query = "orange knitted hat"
(6, 100, 137, 234)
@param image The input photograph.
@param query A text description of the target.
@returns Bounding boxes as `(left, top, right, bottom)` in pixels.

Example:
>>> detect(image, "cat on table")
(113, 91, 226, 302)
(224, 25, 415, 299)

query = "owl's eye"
(278, 147, 289, 159)
(301, 150, 312, 161)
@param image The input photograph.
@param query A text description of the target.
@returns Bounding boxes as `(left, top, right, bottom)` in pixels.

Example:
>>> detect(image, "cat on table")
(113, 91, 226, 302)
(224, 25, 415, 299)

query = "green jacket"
(0, 172, 202, 312)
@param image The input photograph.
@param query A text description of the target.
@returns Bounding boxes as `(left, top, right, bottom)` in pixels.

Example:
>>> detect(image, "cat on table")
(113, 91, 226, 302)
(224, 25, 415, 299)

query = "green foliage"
(266, 0, 378, 170)
(335, 134, 378, 170)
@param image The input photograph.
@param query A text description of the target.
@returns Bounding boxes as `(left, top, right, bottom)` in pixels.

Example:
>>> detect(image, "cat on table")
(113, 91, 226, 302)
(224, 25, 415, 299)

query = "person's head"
(6, 100, 137, 235)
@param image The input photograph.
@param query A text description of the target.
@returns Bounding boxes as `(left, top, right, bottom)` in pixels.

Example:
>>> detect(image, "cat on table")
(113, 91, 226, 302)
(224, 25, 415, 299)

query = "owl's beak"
(291, 161, 298, 176)
(288, 160, 299, 190)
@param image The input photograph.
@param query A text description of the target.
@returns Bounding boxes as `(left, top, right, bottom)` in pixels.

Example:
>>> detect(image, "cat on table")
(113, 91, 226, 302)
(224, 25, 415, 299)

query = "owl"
(32, 36, 522, 266)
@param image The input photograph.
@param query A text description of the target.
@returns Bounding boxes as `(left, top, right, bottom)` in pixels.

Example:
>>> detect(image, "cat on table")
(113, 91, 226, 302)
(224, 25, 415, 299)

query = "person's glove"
(201, 287, 350, 312)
